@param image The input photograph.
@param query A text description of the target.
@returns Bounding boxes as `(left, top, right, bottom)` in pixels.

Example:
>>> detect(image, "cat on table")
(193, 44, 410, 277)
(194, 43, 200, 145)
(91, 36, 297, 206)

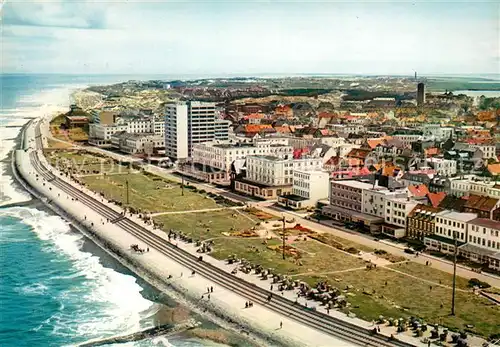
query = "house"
(274, 105, 293, 118)
(234, 124, 275, 137)
(345, 148, 372, 166)
(65, 115, 89, 129)
(463, 195, 500, 219)
(406, 204, 443, 240)
(408, 184, 430, 198)
(462, 218, 500, 271)
(425, 211, 477, 255)
(422, 158, 457, 177)
(277, 170, 330, 210)
(400, 170, 436, 187)
(322, 180, 386, 233)
(444, 148, 483, 174)
(243, 113, 265, 124)
(487, 163, 500, 177)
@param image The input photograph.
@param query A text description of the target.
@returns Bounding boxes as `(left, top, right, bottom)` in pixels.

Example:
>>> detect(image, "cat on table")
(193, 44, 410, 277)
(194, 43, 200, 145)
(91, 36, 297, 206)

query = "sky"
(1, 0, 499, 76)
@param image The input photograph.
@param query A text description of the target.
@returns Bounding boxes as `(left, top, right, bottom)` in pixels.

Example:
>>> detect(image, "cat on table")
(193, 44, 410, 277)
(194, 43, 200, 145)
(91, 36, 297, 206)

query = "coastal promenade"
(14, 120, 424, 346)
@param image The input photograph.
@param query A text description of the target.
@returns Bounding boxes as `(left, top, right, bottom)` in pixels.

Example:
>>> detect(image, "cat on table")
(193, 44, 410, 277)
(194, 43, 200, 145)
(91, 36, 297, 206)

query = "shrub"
(468, 278, 490, 289)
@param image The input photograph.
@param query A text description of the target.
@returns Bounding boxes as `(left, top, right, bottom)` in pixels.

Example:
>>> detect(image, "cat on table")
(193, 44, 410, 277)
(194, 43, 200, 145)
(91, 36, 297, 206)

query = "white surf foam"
(17, 282, 50, 296)
(2, 206, 154, 342)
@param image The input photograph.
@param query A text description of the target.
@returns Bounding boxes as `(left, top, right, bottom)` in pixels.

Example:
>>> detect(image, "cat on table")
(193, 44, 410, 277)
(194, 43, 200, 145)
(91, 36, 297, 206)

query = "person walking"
(210, 286, 213, 293)
(279, 321, 283, 329)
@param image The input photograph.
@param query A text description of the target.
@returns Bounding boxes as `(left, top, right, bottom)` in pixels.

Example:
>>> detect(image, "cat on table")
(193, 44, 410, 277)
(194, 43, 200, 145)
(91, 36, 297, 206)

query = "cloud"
(1, 1, 498, 75)
(2, 0, 108, 29)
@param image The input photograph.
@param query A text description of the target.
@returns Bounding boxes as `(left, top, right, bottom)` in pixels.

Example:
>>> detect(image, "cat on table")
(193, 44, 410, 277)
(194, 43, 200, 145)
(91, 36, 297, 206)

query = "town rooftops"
(427, 192, 447, 208)
(468, 218, 500, 230)
(436, 210, 478, 222)
(247, 155, 284, 161)
(409, 204, 443, 218)
(65, 115, 89, 121)
(438, 195, 467, 211)
(408, 184, 430, 197)
(464, 195, 499, 212)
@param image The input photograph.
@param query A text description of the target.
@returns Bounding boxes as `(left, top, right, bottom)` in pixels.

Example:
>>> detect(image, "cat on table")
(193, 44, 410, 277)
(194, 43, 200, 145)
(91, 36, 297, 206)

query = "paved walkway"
(149, 206, 244, 217)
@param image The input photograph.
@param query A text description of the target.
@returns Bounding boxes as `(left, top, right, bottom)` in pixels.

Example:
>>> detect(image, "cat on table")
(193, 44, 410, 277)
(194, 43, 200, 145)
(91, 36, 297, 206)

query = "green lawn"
(299, 268, 500, 337)
(154, 210, 258, 240)
(82, 173, 220, 213)
(209, 238, 367, 277)
(388, 262, 471, 290)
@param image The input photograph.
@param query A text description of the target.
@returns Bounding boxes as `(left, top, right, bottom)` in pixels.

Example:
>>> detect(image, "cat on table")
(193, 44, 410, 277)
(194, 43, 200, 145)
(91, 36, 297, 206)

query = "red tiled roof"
(367, 138, 385, 149)
(488, 164, 500, 175)
(244, 113, 265, 120)
(274, 126, 291, 134)
(425, 147, 440, 156)
(346, 148, 371, 159)
(408, 184, 430, 197)
(427, 192, 446, 208)
(244, 124, 272, 133)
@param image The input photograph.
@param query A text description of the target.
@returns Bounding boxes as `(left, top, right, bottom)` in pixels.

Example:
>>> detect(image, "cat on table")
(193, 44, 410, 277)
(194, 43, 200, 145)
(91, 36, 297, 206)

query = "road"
(31, 121, 414, 347)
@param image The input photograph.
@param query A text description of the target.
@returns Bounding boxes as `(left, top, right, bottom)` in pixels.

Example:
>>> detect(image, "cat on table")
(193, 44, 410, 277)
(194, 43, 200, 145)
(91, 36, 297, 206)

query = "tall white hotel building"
(164, 101, 230, 160)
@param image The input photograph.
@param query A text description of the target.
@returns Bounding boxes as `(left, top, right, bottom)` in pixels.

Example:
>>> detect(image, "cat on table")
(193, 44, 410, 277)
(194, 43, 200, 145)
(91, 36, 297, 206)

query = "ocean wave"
(16, 282, 50, 296)
(2, 206, 154, 343)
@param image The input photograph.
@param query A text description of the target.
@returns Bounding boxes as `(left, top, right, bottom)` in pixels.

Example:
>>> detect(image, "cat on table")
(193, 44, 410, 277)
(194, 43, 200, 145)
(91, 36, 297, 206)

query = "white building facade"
(246, 156, 323, 187)
(465, 218, 500, 270)
(164, 101, 230, 160)
(426, 211, 477, 254)
(192, 140, 293, 173)
(424, 158, 457, 177)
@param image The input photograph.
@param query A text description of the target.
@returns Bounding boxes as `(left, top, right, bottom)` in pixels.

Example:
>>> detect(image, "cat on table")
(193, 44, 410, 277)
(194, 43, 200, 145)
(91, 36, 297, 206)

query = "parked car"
(404, 248, 415, 254)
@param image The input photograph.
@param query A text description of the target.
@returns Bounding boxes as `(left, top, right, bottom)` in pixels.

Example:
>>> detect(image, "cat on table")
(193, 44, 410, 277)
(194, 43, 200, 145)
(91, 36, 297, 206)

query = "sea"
(0, 74, 231, 347)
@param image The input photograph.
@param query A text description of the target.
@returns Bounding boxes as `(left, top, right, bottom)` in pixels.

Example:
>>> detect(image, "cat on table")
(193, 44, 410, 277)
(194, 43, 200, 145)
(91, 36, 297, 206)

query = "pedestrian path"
(149, 206, 243, 217)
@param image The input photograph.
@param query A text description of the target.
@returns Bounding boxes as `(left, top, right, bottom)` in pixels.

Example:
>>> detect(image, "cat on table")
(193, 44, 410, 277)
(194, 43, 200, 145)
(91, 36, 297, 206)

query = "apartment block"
(234, 155, 322, 200)
(425, 211, 477, 255)
(164, 101, 229, 160)
(406, 204, 442, 240)
(192, 140, 293, 174)
(277, 170, 330, 209)
(464, 218, 500, 270)
(165, 103, 189, 160)
(382, 196, 418, 238)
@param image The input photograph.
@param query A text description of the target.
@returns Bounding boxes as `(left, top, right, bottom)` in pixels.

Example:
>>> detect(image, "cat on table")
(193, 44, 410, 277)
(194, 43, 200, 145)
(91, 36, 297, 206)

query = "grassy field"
(153, 210, 258, 240)
(300, 268, 500, 337)
(82, 173, 220, 213)
(210, 238, 367, 276)
(49, 151, 224, 213)
(47, 151, 128, 175)
(387, 262, 471, 290)
(208, 235, 499, 337)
